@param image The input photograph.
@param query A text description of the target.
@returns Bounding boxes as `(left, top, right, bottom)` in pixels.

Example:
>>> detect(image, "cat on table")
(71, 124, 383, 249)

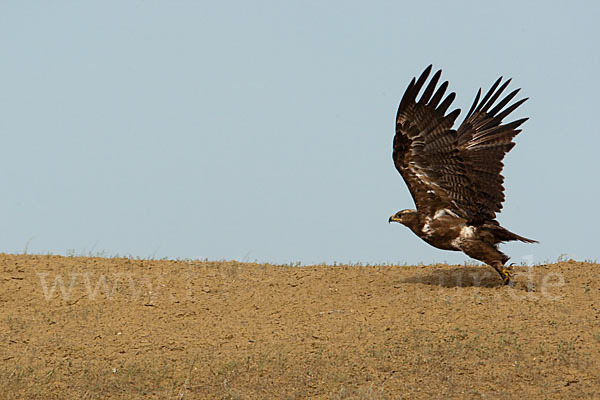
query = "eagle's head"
(388, 209, 418, 225)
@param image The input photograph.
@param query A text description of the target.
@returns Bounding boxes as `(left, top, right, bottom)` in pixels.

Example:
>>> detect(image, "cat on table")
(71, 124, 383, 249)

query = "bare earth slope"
(1, 254, 599, 399)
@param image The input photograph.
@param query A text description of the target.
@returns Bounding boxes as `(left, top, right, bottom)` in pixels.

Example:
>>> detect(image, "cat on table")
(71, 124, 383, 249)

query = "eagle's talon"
(500, 268, 513, 286)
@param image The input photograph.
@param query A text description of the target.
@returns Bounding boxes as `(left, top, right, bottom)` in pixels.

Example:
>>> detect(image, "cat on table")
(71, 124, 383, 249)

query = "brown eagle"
(388, 65, 537, 284)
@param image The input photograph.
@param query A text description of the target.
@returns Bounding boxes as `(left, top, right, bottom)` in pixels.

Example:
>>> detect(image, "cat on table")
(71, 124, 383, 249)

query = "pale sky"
(1, 1, 598, 265)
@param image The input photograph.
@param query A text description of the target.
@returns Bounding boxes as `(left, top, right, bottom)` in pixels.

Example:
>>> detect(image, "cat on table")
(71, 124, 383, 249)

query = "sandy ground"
(1, 254, 599, 399)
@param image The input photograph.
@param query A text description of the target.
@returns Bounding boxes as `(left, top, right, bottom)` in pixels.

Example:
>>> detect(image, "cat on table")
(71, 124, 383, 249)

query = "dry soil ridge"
(1, 254, 598, 399)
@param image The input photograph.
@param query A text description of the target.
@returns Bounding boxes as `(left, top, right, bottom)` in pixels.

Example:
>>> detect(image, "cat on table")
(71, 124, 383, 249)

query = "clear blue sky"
(1, 1, 598, 265)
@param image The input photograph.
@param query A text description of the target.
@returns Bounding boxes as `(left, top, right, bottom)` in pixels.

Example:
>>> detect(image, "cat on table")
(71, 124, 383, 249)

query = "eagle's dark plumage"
(389, 65, 537, 284)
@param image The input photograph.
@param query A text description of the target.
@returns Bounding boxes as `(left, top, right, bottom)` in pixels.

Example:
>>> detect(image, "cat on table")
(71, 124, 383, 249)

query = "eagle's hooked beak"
(389, 214, 402, 224)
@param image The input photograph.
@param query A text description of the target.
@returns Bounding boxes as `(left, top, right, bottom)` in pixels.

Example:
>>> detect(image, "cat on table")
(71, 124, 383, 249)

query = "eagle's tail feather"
(484, 223, 538, 244)
(510, 232, 538, 244)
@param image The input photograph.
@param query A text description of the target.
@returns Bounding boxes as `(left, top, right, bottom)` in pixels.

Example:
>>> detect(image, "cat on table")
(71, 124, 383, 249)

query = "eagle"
(388, 65, 537, 285)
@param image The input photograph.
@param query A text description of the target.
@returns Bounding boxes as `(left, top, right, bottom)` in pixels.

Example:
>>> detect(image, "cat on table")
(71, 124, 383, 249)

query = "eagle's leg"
(461, 241, 513, 285)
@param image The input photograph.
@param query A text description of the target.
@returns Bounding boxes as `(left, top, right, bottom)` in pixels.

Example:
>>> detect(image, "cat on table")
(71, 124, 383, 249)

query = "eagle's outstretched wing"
(393, 65, 528, 223)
